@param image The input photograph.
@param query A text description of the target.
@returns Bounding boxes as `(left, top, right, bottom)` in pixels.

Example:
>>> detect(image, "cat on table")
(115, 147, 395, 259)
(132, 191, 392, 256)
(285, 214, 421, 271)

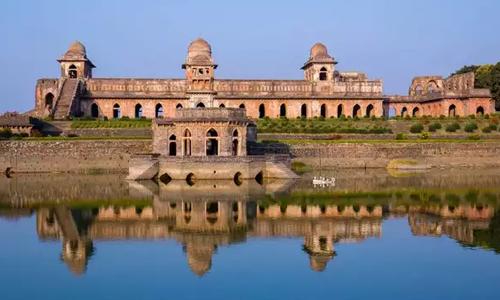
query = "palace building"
(32, 39, 493, 120)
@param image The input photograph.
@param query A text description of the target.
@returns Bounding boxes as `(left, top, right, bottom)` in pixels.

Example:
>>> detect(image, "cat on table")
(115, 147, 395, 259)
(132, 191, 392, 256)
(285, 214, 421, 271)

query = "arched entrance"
(206, 129, 219, 156)
(319, 67, 327, 81)
(219, 104, 225, 108)
(239, 103, 245, 109)
(45, 93, 54, 109)
(169, 134, 177, 156)
(337, 104, 343, 118)
(68, 65, 78, 78)
(448, 104, 456, 117)
(232, 130, 239, 156)
(366, 104, 374, 117)
(477, 106, 484, 115)
(183, 129, 192, 156)
(197, 102, 205, 108)
(320, 104, 327, 118)
(412, 107, 420, 117)
(135, 104, 143, 118)
(280, 104, 286, 117)
(389, 107, 396, 117)
(401, 107, 408, 117)
(113, 104, 121, 119)
(301, 104, 307, 118)
(91, 103, 99, 118)
(259, 104, 266, 118)
(353, 104, 361, 117)
(176, 103, 183, 109)
(156, 104, 163, 118)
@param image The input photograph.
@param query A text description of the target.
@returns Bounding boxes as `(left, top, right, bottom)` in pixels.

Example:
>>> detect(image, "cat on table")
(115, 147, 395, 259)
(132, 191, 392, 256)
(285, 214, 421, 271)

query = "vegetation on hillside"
(453, 62, 500, 109)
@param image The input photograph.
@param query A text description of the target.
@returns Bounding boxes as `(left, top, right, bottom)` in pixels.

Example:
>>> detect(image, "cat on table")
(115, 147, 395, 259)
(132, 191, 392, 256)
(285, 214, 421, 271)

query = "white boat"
(313, 176, 336, 187)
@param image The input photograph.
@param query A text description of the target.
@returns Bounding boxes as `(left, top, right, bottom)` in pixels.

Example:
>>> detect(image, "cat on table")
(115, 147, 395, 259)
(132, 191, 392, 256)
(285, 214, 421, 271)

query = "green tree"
(454, 63, 500, 109)
(452, 65, 480, 76)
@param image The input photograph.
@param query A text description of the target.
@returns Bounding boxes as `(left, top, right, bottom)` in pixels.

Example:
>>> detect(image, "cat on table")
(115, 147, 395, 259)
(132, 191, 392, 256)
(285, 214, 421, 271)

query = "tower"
(182, 38, 218, 107)
(302, 43, 337, 81)
(57, 41, 96, 79)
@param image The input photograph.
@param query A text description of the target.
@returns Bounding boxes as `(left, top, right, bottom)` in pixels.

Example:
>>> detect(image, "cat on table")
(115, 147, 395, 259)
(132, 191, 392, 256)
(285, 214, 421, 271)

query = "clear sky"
(0, 0, 498, 113)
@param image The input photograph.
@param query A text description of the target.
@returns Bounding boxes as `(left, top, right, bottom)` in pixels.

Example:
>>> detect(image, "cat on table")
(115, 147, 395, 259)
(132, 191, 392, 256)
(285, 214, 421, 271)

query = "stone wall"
(288, 142, 500, 168)
(0, 140, 151, 174)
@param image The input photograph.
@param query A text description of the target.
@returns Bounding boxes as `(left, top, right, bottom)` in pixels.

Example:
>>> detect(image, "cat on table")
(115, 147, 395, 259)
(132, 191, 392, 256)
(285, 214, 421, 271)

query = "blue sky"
(0, 0, 498, 113)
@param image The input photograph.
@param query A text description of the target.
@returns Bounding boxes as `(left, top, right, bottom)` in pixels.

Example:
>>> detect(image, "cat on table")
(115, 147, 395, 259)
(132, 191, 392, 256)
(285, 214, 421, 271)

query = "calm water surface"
(1, 169, 500, 300)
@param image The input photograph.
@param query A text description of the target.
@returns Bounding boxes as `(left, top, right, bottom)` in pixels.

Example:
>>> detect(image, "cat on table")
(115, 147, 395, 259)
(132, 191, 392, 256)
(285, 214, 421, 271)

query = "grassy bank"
(0, 136, 152, 141)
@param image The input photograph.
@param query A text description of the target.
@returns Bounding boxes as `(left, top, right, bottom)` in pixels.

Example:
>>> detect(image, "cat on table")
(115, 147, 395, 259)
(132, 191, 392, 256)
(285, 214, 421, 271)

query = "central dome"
(67, 40, 86, 54)
(188, 38, 212, 54)
(310, 43, 329, 58)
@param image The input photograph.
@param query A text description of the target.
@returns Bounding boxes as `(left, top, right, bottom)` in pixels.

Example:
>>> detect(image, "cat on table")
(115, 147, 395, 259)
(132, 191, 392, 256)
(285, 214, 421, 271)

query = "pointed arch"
(68, 65, 78, 78)
(319, 67, 327, 81)
(412, 107, 420, 117)
(353, 104, 361, 117)
(169, 134, 177, 156)
(366, 104, 374, 117)
(232, 129, 240, 156)
(206, 128, 219, 156)
(219, 103, 225, 108)
(301, 103, 307, 118)
(135, 104, 143, 118)
(176, 103, 183, 109)
(337, 104, 343, 118)
(259, 104, 266, 118)
(91, 103, 99, 118)
(448, 104, 456, 117)
(44, 93, 54, 108)
(155, 104, 163, 118)
(239, 103, 245, 109)
(280, 104, 286, 117)
(320, 104, 327, 118)
(401, 107, 408, 117)
(183, 129, 192, 156)
(113, 103, 121, 119)
(196, 102, 205, 108)
(476, 106, 484, 115)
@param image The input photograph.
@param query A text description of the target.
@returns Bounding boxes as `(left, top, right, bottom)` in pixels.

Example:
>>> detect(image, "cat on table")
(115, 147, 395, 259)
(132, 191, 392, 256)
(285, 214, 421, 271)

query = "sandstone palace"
(32, 39, 493, 120)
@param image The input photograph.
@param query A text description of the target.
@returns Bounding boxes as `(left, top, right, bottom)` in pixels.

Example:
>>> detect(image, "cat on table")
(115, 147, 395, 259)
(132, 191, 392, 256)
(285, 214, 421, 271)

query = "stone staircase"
(126, 155, 160, 180)
(265, 162, 300, 179)
(54, 207, 80, 240)
(52, 78, 79, 119)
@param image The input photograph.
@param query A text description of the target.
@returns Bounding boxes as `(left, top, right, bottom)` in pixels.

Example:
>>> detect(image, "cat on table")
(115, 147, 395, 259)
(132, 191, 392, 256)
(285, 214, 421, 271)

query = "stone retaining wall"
(289, 142, 500, 168)
(0, 140, 151, 173)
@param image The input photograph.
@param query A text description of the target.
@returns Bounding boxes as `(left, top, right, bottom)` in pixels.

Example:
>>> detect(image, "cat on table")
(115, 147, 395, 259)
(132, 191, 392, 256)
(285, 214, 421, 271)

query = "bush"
(469, 114, 476, 119)
(395, 133, 408, 140)
(451, 122, 460, 130)
(439, 115, 446, 120)
(0, 128, 13, 139)
(482, 127, 492, 133)
(418, 132, 431, 140)
(410, 123, 424, 133)
(433, 122, 442, 129)
(464, 123, 478, 133)
(485, 114, 490, 120)
(445, 125, 457, 132)
(420, 117, 430, 125)
(371, 116, 377, 121)
(488, 123, 498, 131)
(468, 134, 481, 140)
(428, 124, 437, 132)
(489, 115, 499, 125)
(404, 115, 411, 120)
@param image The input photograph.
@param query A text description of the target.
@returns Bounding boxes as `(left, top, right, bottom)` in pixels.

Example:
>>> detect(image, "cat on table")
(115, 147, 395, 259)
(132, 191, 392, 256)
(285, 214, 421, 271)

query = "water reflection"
(1, 169, 500, 278)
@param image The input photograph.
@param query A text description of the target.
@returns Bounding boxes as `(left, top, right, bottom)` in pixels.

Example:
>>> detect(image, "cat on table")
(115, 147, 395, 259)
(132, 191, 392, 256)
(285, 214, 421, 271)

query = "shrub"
(433, 122, 442, 129)
(485, 114, 490, 120)
(464, 123, 478, 133)
(410, 123, 424, 133)
(371, 116, 377, 121)
(31, 129, 43, 137)
(469, 114, 476, 119)
(340, 115, 347, 121)
(428, 124, 437, 132)
(445, 125, 457, 132)
(468, 134, 481, 140)
(404, 115, 411, 120)
(418, 132, 431, 140)
(439, 115, 446, 120)
(353, 116, 360, 121)
(451, 122, 460, 130)
(395, 133, 408, 140)
(488, 123, 498, 131)
(318, 116, 325, 121)
(420, 117, 430, 125)
(0, 128, 13, 139)
(489, 115, 499, 125)
(482, 127, 492, 133)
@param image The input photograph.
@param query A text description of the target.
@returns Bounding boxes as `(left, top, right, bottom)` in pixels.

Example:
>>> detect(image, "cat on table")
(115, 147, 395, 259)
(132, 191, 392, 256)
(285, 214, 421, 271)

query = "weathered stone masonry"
(30, 39, 493, 120)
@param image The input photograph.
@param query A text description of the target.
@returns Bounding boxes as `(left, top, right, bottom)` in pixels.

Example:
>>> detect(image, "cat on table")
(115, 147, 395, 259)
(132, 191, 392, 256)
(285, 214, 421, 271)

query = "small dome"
(67, 40, 86, 54)
(188, 38, 211, 54)
(310, 43, 329, 58)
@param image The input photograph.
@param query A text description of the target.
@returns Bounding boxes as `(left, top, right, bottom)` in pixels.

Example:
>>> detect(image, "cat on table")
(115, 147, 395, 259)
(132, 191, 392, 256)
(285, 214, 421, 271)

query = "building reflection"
(1, 177, 498, 277)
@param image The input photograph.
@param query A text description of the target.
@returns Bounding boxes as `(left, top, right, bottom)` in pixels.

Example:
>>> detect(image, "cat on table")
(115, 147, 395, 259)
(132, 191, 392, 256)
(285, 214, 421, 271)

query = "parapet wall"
(0, 140, 151, 173)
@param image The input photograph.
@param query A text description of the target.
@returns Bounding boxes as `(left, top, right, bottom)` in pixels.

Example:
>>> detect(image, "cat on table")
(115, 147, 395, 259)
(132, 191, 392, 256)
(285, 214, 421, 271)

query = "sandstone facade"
(32, 39, 493, 120)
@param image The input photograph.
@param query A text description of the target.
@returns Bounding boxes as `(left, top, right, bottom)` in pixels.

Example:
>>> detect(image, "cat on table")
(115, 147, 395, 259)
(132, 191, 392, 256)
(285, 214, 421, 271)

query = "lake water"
(1, 169, 500, 300)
